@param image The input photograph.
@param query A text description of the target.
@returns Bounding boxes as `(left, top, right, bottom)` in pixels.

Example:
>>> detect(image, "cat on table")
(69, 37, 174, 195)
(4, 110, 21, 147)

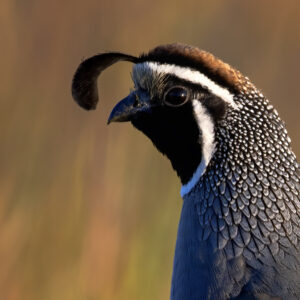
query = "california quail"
(72, 43, 300, 300)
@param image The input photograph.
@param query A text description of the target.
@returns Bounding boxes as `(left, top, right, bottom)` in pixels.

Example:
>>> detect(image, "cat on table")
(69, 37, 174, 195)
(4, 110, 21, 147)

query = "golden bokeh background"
(1, 1, 300, 299)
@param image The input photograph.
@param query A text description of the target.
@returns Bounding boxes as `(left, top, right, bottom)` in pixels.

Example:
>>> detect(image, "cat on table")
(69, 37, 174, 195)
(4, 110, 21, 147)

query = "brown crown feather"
(140, 43, 247, 94)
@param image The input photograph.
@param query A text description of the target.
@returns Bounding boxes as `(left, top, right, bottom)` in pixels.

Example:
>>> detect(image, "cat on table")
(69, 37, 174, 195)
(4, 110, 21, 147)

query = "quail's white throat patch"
(133, 62, 238, 109)
(180, 100, 216, 197)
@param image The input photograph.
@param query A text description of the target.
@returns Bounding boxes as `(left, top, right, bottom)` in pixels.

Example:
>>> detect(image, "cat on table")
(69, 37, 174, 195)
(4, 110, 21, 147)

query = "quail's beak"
(107, 91, 150, 124)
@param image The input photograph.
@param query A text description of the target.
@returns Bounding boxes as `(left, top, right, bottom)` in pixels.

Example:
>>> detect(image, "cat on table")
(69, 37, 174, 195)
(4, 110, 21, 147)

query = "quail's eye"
(163, 86, 189, 107)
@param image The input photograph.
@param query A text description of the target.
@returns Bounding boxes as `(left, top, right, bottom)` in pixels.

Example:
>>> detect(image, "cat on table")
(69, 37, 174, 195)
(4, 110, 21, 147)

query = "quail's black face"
(109, 86, 202, 184)
(132, 101, 201, 185)
(108, 66, 228, 184)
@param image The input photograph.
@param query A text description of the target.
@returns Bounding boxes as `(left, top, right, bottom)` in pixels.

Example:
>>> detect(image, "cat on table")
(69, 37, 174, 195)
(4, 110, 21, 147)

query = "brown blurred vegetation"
(0, 0, 299, 299)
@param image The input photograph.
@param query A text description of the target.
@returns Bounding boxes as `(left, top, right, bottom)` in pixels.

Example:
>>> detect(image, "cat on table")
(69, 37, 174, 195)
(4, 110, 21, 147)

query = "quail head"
(72, 43, 300, 300)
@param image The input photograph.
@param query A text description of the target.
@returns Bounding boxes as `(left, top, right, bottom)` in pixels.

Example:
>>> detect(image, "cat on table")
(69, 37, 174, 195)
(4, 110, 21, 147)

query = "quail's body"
(72, 43, 300, 299)
(172, 99, 300, 299)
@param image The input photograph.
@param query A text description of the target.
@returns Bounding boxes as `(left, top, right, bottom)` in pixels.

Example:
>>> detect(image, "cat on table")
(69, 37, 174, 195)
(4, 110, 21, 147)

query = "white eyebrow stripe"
(181, 100, 216, 197)
(134, 62, 238, 109)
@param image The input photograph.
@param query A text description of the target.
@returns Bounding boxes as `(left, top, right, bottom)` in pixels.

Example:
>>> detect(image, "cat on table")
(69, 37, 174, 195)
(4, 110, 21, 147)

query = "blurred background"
(0, 0, 300, 299)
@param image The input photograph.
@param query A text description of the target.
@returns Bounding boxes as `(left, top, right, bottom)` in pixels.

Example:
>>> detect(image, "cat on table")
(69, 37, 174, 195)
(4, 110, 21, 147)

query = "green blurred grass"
(0, 0, 299, 299)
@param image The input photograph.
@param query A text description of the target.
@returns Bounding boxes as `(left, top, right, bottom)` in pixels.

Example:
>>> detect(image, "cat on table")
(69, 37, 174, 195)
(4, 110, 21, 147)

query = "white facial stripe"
(181, 100, 216, 197)
(134, 62, 238, 109)
(192, 100, 216, 164)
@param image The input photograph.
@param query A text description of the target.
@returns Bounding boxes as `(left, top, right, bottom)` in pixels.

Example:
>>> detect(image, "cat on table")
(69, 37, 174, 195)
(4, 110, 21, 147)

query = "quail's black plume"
(72, 43, 300, 300)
